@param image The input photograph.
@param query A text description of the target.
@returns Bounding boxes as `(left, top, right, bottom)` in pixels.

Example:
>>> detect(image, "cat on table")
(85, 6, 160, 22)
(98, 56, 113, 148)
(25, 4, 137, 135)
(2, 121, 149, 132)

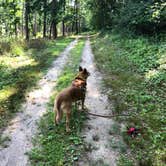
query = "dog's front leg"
(75, 101, 78, 109)
(81, 94, 85, 110)
(66, 108, 71, 133)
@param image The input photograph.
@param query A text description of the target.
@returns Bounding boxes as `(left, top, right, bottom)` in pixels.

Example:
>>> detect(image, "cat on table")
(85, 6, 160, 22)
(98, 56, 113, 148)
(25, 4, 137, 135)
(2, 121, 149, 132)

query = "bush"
(28, 39, 47, 49)
(0, 41, 11, 54)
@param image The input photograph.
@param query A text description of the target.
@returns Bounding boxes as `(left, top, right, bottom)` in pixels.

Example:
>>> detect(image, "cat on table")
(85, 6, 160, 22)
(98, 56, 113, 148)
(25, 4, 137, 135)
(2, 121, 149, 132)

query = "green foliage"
(1, 0, 165, 38)
(0, 0, 89, 39)
(29, 39, 87, 165)
(0, 37, 73, 132)
(117, 0, 166, 33)
(0, 135, 11, 148)
(0, 0, 21, 36)
(117, 154, 134, 166)
(86, 0, 114, 29)
(0, 39, 25, 56)
(86, 0, 166, 34)
(92, 32, 166, 165)
(109, 137, 127, 153)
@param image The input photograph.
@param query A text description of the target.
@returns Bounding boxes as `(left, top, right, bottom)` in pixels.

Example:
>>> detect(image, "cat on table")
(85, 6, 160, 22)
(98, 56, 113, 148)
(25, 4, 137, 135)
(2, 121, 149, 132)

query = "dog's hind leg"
(65, 105, 71, 132)
(53, 103, 61, 125)
(53, 104, 57, 125)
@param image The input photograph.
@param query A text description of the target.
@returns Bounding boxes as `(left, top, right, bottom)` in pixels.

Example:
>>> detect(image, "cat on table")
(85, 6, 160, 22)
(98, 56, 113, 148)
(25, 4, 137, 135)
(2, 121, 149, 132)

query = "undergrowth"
(0, 37, 73, 136)
(28, 39, 87, 165)
(91, 32, 166, 166)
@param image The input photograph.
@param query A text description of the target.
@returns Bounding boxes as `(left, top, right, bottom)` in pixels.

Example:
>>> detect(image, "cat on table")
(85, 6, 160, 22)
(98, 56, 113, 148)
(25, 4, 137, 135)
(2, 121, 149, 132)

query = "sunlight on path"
(78, 38, 118, 166)
(0, 39, 77, 166)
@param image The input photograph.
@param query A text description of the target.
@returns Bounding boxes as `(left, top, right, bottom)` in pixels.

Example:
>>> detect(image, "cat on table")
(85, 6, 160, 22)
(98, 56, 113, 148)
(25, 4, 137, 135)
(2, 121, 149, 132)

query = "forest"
(0, 0, 166, 166)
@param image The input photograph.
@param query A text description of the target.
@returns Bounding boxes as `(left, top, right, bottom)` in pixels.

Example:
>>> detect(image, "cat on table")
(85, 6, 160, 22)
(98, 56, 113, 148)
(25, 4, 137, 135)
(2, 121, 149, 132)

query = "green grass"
(0, 37, 73, 133)
(91, 32, 166, 166)
(28, 39, 87, 165)
(109, 137, 127, 153)
(117, 154, 134, 166)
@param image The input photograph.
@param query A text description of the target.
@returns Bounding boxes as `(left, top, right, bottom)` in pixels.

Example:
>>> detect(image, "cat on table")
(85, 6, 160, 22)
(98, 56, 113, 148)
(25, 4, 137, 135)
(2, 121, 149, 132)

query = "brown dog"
(53, 66, 90, 132)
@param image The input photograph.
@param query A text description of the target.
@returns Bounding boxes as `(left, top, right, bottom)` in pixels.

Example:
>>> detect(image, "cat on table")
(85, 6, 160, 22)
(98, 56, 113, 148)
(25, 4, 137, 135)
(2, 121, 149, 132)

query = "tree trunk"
(62, 20, 65, 36)
(21, 2, 24, 37)
(52, 20, 57, 39)
(14, 22, 17, 37)
(75, 0, 79, 34)
(62, 0, 66, 36)
(13, 0, 17, 37)
(78, 17, 81, 33)
(33, 13, 37, 38)
(25, 0, 30, 40)
(49, 22, 52, 39)
(43, 0, 47, 38)
(72, 22, 74, 33)
(51, 0, 57, 39)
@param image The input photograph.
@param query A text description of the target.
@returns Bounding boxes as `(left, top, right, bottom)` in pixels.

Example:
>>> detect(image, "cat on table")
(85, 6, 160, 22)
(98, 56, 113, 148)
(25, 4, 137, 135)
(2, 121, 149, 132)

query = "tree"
(61, 0, 66, 36)
(43, 0, 47, 38)
(75, 0, 79, 34)
(25, 0, 30, 40)
(0, 0, 22, 37)
(50, 0, 57, 39)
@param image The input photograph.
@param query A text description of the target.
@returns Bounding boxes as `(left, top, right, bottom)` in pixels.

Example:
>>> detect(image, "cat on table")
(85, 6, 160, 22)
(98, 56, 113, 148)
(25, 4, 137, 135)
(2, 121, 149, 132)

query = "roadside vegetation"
(28, 39, 87, 165)
(0, 37, 73, 135)
(91, 31, 166, 166)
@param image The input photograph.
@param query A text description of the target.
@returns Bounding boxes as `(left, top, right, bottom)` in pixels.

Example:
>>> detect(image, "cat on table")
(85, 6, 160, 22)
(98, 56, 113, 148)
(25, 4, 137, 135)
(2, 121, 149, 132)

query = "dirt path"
(0, 39, 77, 166)
(78, 38, 118, 165)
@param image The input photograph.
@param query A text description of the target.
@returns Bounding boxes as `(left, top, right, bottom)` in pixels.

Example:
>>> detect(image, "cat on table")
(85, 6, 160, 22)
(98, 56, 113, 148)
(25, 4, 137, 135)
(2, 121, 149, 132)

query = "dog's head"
(72, 66, 90, 88)
(72, 79, 86, 88)
(75, 66, 90, 81)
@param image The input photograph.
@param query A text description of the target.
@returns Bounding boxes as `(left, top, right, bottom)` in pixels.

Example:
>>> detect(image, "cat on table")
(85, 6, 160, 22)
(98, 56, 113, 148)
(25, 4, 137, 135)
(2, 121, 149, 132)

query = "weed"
(109, 122, 121, 135)
(0, 135, 11, 148)
(109, 137, 127, 153)
(117, 154, 134, 166)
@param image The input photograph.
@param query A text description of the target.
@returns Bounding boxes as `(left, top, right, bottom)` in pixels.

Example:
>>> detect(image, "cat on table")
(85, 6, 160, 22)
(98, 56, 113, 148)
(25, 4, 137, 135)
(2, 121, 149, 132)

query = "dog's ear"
(83, 68, 87, 73)
(79, 66, 83, 71)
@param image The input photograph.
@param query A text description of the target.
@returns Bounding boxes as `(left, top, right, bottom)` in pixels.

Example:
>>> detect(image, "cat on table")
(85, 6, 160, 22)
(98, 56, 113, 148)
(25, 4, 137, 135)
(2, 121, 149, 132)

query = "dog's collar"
(80, 86, 86, 91)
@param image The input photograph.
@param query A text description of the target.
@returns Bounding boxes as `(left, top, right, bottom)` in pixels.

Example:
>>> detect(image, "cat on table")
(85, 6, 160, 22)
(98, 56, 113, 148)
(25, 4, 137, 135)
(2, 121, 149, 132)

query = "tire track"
(78, 38, 118, 166)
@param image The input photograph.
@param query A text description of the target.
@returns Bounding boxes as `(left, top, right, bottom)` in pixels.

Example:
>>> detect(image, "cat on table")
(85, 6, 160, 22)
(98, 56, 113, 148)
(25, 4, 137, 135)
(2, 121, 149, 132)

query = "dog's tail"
(54, 97, 63, 124)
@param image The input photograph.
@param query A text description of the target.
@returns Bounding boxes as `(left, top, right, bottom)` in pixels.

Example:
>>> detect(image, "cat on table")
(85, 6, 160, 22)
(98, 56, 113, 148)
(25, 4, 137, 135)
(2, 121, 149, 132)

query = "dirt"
(0, 39, 78, 166)
(78, 38, 118, 166)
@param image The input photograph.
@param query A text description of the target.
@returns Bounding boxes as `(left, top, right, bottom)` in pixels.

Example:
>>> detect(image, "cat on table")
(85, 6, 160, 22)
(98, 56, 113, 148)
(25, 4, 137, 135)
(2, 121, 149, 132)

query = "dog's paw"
(55, 121, 60, 126)
(82, 106, 88, 111)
